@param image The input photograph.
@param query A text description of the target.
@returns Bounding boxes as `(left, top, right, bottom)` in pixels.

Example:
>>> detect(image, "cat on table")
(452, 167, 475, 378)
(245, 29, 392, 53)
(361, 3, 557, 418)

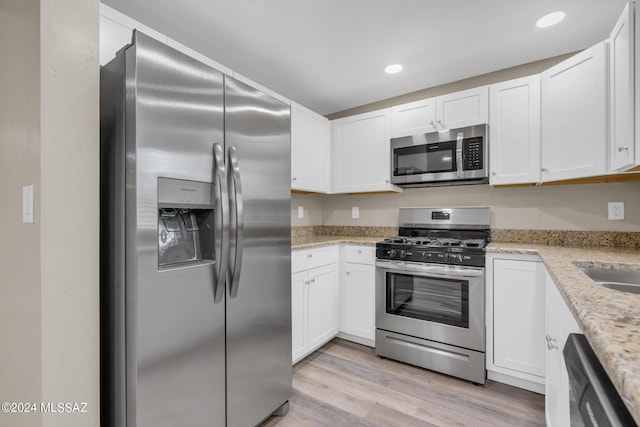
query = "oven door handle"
(375, 260, 484, 278)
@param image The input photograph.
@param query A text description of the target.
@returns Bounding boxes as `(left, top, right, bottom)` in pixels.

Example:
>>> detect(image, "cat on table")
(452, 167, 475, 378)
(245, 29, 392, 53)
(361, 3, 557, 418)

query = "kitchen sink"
(579, 267, 640, 294)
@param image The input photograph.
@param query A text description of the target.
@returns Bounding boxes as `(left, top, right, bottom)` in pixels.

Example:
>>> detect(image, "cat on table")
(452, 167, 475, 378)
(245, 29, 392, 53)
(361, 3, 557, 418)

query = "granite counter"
(488, 242, 640, 423)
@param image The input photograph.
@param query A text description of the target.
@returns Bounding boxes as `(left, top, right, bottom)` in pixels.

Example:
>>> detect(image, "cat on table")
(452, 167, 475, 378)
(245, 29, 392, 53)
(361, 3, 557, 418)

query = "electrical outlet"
(297, 206, 304, 219)
(608, 202, 624, 220)
(352, 207, 359, 219)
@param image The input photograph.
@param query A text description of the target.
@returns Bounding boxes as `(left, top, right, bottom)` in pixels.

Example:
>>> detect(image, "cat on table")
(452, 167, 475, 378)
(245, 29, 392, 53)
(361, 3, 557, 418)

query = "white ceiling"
(102, 0, 629, 116)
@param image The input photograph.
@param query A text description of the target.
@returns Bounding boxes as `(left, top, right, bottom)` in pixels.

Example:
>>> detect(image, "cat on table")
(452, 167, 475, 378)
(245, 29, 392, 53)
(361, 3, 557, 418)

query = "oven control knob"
(449, 254, 464, 264)
(400, 250, 406, 258)
(387, 249, 397, 257)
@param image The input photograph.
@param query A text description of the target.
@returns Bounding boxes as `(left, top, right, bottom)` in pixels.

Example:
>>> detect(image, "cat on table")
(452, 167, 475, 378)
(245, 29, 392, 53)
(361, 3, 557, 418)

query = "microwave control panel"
(463, 137, 483, 170)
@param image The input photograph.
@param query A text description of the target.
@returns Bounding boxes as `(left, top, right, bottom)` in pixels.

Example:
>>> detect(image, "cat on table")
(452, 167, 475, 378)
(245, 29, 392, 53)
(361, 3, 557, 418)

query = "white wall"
(40, 1, 101, 426)
(292, 181, 640, 231)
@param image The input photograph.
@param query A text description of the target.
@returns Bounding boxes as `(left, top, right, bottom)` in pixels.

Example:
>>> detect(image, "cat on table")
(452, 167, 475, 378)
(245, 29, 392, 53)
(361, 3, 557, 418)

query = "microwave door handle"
(227, 146, 244, 299)
(213, 143, 229, 304)
(456, 132, 464, 178)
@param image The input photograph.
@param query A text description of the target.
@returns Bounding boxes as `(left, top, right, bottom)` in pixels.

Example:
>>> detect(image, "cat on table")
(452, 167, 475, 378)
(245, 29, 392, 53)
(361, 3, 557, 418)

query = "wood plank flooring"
(261, 338, 545, 427)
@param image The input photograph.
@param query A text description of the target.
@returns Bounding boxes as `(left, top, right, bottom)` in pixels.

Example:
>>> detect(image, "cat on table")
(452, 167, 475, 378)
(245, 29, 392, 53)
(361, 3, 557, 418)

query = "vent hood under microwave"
(390, 124, 488, 188)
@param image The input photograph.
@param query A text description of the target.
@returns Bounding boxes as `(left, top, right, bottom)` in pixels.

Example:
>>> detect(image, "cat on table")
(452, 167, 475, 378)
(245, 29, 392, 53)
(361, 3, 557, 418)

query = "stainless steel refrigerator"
(100, 31, 292, 427)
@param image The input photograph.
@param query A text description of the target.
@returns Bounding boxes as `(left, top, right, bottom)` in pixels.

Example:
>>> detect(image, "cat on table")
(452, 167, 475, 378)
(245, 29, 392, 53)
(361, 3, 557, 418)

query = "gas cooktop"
(376, 207, 491, 267)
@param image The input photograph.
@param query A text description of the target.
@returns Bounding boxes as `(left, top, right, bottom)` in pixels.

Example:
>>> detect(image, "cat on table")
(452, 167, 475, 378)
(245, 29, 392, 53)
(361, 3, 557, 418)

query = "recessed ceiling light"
(536, 10, 566, 28)
(385, 64, 403, 74)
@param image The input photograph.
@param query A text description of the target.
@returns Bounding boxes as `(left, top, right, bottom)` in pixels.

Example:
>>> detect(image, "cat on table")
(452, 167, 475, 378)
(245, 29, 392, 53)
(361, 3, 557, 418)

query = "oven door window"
(386, 272, 469, 328)
(393, 140, 457, 176)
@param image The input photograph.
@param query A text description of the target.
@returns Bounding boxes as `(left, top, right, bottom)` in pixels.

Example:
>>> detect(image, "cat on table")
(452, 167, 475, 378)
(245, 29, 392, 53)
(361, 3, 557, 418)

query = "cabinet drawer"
(344, 245, 376, 265)
(292, 245, 339, 273)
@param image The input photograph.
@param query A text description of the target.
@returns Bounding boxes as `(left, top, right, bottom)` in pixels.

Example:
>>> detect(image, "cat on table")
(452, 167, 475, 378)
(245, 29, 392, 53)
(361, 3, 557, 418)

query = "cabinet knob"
(309, 278, 315, 284)
(429, 120, 435, 126)
(292, 177, 297, 182)
(491, 172, 496, 176)
(545, 334, 558, 350)
(541, 168, 549, 173)
(618, 146, 629, 152)
(307, 253, 313, 258)
(358, 249, 362, 254)
(385, 179, 390, 183)
(436, 119, 442, 124)
(346, 271, 351, 275)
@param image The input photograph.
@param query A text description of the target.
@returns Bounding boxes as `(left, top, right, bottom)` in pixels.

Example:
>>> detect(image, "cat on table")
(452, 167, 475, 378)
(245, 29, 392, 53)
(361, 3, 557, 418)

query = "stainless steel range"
(375, 207, 490, 384)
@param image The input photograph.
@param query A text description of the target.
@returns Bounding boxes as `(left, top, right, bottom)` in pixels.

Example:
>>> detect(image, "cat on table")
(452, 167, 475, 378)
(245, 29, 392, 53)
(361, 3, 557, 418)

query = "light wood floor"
(261, 338, 545, 427)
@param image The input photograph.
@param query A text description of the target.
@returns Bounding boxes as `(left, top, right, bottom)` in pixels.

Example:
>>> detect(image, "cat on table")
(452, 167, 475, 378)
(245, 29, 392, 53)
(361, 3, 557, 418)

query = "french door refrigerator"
(100, 31, 292, 427)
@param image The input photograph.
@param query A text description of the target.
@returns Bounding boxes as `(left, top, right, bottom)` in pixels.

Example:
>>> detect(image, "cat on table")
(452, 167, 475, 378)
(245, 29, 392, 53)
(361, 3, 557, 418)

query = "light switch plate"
(297, 206, 304, 219)
(22, 184, 34, 223)
(352, 207, 359, 219)
(608, 202, 624, 220)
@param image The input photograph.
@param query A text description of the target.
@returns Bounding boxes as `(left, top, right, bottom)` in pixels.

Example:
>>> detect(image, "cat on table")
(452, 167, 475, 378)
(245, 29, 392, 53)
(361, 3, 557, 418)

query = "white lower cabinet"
(486, 254, 546, 393)
(292, 246, 339, 364)
(339, 245, 376, 346)
(307, 264, 340, 350)
(291, 271, 308, 362)
(545, 271, 582, 427)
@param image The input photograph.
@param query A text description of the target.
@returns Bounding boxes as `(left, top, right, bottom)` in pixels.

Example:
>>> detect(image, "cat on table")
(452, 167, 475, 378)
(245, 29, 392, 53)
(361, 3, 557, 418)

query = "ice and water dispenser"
(157, 178, 215, 269)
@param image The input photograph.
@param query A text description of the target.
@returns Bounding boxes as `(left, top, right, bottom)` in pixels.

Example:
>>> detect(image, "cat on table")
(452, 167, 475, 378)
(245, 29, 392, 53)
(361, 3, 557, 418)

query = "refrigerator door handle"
(227, 146, 244, 298)
(213, 143, 229, 303)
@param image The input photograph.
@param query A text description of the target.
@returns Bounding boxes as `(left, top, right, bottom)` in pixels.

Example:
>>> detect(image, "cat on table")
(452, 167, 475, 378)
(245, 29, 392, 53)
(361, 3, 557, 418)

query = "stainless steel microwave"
(390, 124, 488, 187)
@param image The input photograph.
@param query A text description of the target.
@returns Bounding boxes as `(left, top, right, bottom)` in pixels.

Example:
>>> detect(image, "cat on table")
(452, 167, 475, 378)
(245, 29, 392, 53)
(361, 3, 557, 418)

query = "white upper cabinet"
(331, 109, 400, 193)
(291, 102, 330, 193)
(489, 75, 541, 185)
(435, 86, 489, 130)
(390, 86, 488, 138)
(540, 41, 608, 182)
(390, 98, 436, 137)
(610, 2, 635, 172)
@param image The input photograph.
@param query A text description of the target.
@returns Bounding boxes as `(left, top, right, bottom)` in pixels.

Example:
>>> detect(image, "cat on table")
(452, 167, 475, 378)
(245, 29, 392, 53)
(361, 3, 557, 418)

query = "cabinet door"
(308, 264, 339, 351)
(332, 109, 396, 193)
(291, 102, 330, 192)
(541, 42, 607, 182)
(343, 263, 376, 341)
(492, 259, 545, 378)
(291, 271, 308, 364)
(435, 86, 488, 130)
(489, 76, 541, 185)
(544, 299, 564, 427)
(609, 3, 635, 172)
(390, 98, 436, 137)
(545, 272, 582, 427)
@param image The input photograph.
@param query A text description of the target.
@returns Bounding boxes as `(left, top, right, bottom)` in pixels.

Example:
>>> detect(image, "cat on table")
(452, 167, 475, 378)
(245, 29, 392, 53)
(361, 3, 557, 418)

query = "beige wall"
(0, 1, 43, 426)
(0, 1, 100, 426)
(315, 182, 640, 231)
(293, 182, 640, 231)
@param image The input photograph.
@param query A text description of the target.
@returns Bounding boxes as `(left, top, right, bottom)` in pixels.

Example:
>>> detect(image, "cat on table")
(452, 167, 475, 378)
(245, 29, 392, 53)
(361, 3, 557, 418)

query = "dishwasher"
(563, 334, 636, 426)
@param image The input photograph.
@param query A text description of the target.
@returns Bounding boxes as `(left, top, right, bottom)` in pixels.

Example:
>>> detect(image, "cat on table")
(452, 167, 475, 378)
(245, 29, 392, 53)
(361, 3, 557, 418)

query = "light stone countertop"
(291, 235, 382, 249)
(487, 242, 640, 424)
